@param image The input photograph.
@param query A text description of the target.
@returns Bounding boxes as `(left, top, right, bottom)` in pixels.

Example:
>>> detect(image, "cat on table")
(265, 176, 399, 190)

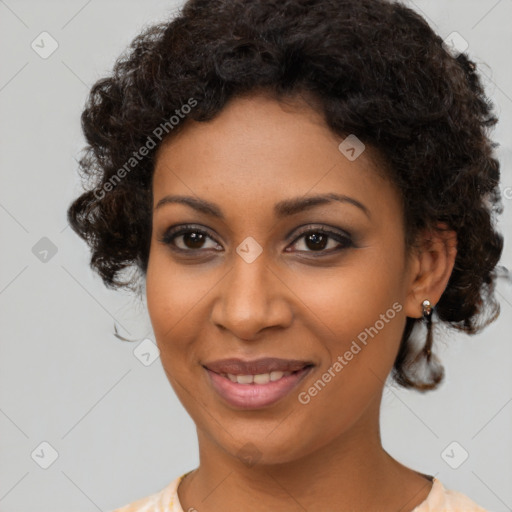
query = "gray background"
(0, 0, 511, 511)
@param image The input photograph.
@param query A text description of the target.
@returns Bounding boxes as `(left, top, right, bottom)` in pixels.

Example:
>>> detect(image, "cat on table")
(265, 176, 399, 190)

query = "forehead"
(152, 92, 397, 219)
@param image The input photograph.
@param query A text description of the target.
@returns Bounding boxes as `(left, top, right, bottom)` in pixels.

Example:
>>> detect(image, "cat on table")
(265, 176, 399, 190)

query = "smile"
(220, 371, 292, 384)
(204, 360, 314, 409)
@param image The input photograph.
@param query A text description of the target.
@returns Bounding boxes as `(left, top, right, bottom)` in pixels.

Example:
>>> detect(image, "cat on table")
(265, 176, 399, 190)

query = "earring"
(421, 299, 433, 359)
(422, 299, 432, 319)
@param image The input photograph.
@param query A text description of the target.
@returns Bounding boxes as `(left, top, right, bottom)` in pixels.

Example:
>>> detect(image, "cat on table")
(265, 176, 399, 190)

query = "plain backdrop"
(1, 1, 511, 511)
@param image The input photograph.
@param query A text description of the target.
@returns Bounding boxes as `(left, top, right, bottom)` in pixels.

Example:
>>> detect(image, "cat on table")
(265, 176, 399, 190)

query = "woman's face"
(146, 91, 419, 465)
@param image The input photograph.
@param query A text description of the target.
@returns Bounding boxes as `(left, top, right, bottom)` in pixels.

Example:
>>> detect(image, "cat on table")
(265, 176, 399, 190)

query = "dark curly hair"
(67, 0, 507, 391)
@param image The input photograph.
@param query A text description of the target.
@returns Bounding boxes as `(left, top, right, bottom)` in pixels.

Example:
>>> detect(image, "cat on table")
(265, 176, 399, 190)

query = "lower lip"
(205, 366, 313, 409)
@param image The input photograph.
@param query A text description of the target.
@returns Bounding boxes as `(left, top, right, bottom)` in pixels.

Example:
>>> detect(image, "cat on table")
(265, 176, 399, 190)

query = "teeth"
(236, 374, 254, 384)
(224, 371, 292, 384)
(254, 373, 270, 384)
(270, 371, 284, 381)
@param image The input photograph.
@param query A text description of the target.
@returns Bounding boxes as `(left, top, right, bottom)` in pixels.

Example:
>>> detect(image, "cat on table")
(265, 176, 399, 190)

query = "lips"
(203, 357, 313, 376)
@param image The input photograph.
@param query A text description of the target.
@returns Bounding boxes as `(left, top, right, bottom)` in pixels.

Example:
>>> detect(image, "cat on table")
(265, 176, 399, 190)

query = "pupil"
(184, 232, 204, 249)
(306, 233, 327, 251)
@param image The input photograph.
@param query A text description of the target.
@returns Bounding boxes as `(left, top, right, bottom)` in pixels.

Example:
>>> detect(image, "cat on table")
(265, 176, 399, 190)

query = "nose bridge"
(211, 241, 291, 339)
(232, 245, 270, 302)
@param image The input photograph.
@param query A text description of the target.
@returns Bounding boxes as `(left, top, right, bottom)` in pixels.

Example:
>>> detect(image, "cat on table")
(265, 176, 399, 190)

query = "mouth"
(203, 358, 314, 409)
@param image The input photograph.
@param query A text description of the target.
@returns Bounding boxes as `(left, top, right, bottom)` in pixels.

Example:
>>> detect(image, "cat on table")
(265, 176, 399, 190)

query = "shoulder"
(413, 478, 489, 512)
(106, 474, 186, 512)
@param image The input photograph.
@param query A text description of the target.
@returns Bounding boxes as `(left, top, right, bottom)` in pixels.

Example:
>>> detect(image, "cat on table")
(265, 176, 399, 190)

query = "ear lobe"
(404, 223, 458, 318)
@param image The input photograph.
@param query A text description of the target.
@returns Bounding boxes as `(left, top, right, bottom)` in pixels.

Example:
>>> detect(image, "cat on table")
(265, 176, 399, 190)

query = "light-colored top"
(108, 473, 488, 512)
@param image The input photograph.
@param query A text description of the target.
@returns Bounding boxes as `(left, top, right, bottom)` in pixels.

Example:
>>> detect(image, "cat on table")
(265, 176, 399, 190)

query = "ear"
(404, 223, 458, 318)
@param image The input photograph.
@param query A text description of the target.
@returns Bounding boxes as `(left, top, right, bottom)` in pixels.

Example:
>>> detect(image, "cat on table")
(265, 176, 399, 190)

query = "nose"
(210, 249, 293, 341)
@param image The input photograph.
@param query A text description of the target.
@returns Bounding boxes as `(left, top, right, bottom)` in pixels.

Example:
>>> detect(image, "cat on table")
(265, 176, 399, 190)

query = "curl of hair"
(67, 0, 506, 391)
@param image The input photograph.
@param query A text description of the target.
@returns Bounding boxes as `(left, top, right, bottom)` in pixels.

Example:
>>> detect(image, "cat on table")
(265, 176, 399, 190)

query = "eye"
(158, 224, 354, 256)
(287, 226, 354, 255)
(158, 224, 221, 252)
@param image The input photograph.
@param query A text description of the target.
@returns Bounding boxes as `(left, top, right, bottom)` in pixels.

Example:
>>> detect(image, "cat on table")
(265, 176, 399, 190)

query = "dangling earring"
(421, 299, 433, 360)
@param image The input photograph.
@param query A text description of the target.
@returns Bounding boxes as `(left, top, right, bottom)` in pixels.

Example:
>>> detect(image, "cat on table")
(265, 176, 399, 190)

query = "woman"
(67, 0, 506, 510)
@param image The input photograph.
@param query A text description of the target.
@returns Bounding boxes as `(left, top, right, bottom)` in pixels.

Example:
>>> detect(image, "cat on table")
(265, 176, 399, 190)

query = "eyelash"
(158, 224, 355, 256)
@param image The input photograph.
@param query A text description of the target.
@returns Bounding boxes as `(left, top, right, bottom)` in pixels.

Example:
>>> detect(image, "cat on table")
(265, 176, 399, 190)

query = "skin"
(146, 90, 457, 512)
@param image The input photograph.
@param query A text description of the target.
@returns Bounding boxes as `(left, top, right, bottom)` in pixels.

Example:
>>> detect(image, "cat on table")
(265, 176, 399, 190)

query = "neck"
(178, 400, 432, 511)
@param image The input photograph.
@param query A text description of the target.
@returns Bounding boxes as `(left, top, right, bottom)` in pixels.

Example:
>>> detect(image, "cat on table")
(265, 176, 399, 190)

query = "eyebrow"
(154, 192, 370, 219)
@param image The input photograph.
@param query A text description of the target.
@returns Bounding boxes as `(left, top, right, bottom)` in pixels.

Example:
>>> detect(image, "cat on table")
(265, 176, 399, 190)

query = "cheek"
(303, 245, 405, 331)
(297, 246, 408, 387)
(289, 271, 406, 451)
(146, 247, 200, 331)
(145, 247, 218, 373)
(146, 250, 189, 353)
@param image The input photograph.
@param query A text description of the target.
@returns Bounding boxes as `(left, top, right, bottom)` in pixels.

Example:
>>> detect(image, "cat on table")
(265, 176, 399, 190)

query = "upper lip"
(204, 358, 313, 375)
